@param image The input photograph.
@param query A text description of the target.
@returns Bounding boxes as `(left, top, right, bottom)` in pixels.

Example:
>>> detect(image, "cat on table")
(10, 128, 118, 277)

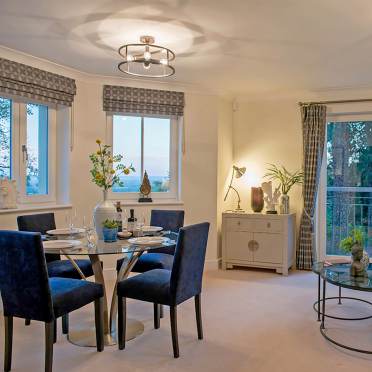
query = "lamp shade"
(233, 166, 246, 179)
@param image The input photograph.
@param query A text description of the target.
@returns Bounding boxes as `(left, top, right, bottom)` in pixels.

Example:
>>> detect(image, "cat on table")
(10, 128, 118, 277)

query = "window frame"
(106, 112, 181, 202)
(1, 93, 57, 204)
(317, 112, 372, 261)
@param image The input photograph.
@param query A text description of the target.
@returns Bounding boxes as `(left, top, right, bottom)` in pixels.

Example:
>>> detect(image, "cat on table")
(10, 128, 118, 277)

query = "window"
(108, 114, 180, 200)
(324, 120, 372, 257)
(0, 95, 56, 204)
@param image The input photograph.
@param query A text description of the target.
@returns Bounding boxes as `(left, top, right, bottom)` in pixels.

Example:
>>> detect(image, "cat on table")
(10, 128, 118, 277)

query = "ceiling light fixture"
(118, 35, 175, 78)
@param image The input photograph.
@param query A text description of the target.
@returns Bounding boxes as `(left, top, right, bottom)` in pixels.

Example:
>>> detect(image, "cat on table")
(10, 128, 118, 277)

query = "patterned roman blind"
(103, 85, 184, 116)
(0, 57, 76, 106)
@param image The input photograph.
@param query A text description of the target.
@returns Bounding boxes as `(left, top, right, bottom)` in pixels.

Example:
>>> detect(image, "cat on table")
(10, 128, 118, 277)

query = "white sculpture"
(0, 179, 18, 209)
(261, 181, 281, 214)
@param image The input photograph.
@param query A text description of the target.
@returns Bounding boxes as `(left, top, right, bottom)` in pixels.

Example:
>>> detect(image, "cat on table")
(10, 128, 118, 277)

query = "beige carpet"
(1, 268, 372, 371)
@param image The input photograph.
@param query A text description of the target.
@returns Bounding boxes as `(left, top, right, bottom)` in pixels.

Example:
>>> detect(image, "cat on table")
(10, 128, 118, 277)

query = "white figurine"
(0, 179, 18, 209)
(261, 181, 281, 214)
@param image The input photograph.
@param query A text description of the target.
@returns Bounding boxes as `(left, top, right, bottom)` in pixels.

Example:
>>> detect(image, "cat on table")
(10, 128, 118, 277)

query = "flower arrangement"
(89, 139, 135, 190)
(339, 227, 365, 253)
(102, 219, 119, 229)
(264, 164, 303, 195)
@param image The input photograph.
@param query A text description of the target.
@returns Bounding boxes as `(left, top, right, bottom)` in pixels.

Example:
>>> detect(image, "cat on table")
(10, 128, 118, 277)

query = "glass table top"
(43, 236, 176, 256)
(313, 261, 372, 292)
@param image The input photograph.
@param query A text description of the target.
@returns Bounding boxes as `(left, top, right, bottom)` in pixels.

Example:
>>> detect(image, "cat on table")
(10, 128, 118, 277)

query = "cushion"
(116, 253, 174, 273)
(117, 269, 172, 305)
(50, 277, 103, 318)
(47, 259, 94, 279)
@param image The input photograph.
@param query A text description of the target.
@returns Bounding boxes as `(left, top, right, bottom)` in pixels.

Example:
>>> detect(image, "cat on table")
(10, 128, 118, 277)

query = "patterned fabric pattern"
(103, 85, 184, 116)
(0, 57, 76, 106)
(296, 104, 327, 270)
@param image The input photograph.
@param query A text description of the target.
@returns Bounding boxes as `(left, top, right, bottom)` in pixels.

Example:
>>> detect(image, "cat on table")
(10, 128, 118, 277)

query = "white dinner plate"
(128, 237, 168, 246)
(47, 228, 85, 236)
(141, 226, 163, 233)
(43, 240, 81, 250)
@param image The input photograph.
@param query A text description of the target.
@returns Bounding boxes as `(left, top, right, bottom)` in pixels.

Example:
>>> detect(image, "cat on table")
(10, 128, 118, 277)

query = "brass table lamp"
(224, 165, 246, 211)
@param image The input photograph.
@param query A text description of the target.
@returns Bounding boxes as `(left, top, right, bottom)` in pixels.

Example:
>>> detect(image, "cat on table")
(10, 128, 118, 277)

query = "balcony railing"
(326, 187, 372, 256)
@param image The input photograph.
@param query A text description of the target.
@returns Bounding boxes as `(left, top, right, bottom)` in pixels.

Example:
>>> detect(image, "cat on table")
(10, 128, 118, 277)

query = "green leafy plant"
(89, 139, 135, 190)
(102, 219, 119, 229)
(339, 227, 365, 253)
(264, 164, 304, 195)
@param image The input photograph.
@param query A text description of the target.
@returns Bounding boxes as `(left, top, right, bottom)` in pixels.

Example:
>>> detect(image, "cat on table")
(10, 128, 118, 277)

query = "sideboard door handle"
(267, 222, 271, 228)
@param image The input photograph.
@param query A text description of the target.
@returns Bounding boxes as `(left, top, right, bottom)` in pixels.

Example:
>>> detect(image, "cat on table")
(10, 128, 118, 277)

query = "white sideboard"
(222, 212, 296, 275)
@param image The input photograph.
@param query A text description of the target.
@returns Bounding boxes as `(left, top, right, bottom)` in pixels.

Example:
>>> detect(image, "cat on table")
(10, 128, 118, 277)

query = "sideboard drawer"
(226, 218, 254, 232)
(253, 219, 283, 233)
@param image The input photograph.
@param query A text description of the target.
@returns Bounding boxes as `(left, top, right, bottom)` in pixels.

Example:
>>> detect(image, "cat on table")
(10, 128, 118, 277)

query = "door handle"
(21, 145, 28, 163)
(248, 240, 259, 251)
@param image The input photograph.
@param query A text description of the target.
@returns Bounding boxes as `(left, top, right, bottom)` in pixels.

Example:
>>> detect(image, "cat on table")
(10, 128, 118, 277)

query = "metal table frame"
(314, 267, 372, 354)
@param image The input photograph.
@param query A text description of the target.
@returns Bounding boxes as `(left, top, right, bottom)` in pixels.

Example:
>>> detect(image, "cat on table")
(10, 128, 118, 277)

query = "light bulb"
(144, 51, 151, 61)
(126, 54, 134, 62)
(160, 58, 168, 65)
(143, 61, 151, 70)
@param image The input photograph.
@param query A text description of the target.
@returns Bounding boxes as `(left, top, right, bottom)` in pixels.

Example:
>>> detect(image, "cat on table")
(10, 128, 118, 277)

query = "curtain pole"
(299, 98, 372, 106)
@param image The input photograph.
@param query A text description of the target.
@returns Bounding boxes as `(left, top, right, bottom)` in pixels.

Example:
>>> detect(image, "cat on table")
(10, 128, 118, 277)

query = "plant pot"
(102, 227, 118, 243)
(93, 190, 117, 240)
(280, 194, 290, 214)
(251, 187, 264, 213)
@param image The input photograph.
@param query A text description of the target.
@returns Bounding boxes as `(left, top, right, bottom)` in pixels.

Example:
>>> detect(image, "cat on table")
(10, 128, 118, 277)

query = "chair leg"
(118, 296, 127, 350)
(160, 305, 164, 319)
(154, 303, 160, 329)
(94, 298, 104, 352)
(62, 314, 69, 335)
(195, 294, 203, 340)
(4, 316, 13, 372)
(25, 319, 31, 326)
(170, 306, 179, 358)
(45, 321, 54, 372)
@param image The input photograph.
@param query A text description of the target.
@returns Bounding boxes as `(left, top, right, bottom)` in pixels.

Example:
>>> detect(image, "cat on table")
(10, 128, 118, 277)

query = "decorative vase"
(251, 187, 264, 213)
(102, 227, 118, 243)
(280, 194, 290, 214)
(93, 190, 117, 240)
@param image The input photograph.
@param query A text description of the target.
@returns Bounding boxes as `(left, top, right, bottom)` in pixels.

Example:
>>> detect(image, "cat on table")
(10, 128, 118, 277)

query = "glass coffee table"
(313, 262, 372, 354)
(44, 236, 176, 347)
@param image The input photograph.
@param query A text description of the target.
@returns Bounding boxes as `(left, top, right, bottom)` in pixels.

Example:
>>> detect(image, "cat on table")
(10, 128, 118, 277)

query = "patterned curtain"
(103, 85, 184, 116)
(0, 57, 76, 106)
(296, 104, 327, 270)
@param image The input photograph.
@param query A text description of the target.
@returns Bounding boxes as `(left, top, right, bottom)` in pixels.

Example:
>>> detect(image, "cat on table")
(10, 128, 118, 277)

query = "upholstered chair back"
(150, 210, 185, 233)
(0, 231, 54, 322)
(17, 213, 60, 262)
(170, 222, 210, 305)
(150, 210, 185, 255)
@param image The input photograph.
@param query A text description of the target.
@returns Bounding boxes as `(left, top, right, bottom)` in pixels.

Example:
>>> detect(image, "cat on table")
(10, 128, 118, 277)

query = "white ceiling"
(1, 0, 372, 96)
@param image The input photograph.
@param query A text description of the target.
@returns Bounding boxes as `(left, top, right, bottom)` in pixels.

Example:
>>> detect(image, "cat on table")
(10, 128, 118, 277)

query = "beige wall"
(232, 100, 303, 220)
(0, 47, 231, 273)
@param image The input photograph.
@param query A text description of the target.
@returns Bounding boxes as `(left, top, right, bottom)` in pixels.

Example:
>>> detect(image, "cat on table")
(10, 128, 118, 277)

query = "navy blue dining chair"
(0, 231, 104, 372)
(117, 222, 210, 358)
(116, 210, 185, 274)
(17, 213, 96, 333)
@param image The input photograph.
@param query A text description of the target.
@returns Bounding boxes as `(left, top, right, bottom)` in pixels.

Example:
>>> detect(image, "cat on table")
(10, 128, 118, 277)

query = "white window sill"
(112, 200, 184, 207)
(0, 204, 72, 214)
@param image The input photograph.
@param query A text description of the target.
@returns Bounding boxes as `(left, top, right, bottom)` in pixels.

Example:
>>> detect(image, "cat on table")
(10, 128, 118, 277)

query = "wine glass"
(137, 212, 146, 237)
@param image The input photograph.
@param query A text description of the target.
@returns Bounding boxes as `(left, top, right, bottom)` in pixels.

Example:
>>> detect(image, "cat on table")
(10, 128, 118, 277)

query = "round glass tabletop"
(43, 237, 176, 256)
(314, 262, 372, 292)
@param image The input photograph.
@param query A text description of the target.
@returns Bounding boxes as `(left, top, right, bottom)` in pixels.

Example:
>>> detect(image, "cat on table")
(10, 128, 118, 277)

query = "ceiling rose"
(118, 35, 175, 78)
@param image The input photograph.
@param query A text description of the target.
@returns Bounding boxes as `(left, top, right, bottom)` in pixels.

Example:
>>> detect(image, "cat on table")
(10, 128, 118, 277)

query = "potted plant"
(264, 164, 303, 214)
(340, 227, 369, 277)
(89, 140, 134, 239)
(102, 219, 119, 243)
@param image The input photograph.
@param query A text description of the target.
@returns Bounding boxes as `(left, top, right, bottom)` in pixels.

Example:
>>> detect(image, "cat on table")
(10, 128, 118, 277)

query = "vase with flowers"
(264, 164, 303, 214)
(90, 139, 134, 239)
